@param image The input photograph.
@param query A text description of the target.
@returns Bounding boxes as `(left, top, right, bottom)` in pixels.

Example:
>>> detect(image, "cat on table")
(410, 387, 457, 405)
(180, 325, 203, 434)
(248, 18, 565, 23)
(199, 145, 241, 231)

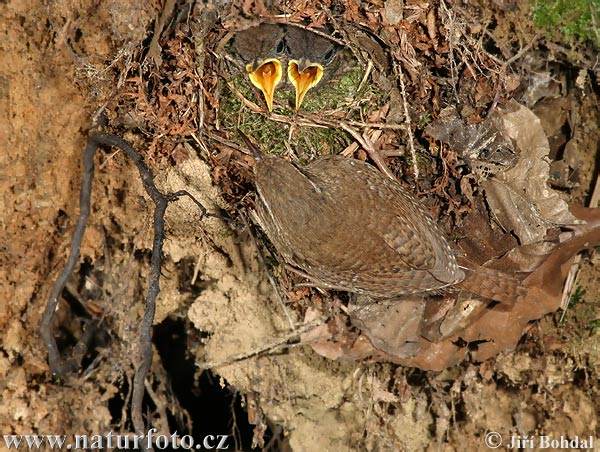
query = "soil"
(1, 1, 598, 451)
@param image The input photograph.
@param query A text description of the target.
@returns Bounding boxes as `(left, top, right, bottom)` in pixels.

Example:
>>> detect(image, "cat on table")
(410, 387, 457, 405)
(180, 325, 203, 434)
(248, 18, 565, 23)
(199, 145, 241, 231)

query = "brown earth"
(1, 1, 598, 451)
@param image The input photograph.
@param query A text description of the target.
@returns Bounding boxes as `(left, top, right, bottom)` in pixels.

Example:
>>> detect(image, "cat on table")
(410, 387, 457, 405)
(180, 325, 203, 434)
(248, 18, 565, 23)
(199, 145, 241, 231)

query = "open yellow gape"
(287, 60, 324, 110)
(246, 58, 283, 111)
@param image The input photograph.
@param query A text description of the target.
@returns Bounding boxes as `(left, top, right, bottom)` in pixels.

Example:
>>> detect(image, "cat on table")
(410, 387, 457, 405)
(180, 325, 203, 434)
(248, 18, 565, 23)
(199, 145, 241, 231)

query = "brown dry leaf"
(487, 100, 580, 242)
(427, 100, 580, 244)
(240, 0, 270, 17)
(522, 72, 561, 106)
(385, 206, 600, 370)
(348, 295, 425, 359)
(495, 241, 559, 273)
(383, 0, 404, 25)
(482, 178, 553, 243)
(301, 307, 357, 361)
(367, 103, 390, 123)
(456, 195, 518, 263)
(436, 297, 487, 339)
(532, 96, 570, 138)
(424, 105, 517, 170)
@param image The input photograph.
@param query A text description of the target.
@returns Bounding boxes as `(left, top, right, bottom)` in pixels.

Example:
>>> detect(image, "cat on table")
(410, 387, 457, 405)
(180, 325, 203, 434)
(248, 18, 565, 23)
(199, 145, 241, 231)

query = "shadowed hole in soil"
(452, 397, 468, 423)
(176, 256, 210, 298)
(107, 377, 129, 427)
(405, 368, 428, 386)
(53, 257, 110, 362)
(154, 317, 284, 449)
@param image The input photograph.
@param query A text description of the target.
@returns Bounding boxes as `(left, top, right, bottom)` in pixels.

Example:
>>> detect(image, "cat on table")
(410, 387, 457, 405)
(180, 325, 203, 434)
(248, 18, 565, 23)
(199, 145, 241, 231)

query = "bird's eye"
(276, 39, 287, 55)
(322, 47, 336, 64)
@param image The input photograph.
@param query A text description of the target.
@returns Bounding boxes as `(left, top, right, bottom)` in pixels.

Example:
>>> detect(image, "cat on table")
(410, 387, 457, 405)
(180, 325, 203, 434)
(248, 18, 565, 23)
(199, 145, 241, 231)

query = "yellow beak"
(288, 60, 324, 110)
(246, 58, 282, 112)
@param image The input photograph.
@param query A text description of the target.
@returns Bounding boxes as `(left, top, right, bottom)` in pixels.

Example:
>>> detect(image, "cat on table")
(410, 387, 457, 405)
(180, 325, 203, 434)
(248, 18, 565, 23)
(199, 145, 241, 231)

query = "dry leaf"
(348, 295, 424, 359)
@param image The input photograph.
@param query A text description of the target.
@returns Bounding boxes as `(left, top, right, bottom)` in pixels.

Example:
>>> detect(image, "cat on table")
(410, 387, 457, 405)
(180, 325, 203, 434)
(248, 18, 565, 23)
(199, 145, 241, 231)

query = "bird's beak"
(246, 58, 283, 112)
(288, 60, 324, 110)
(237, 129, 263, 162)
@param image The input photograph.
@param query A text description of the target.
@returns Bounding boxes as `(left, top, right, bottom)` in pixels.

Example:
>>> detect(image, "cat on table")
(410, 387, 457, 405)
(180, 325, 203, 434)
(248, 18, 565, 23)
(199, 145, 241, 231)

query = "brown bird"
(252, 153, 465, 297)
(240, 130, 527, 305)
(285, 26, 342, 110)
(229, 23, 286, 111)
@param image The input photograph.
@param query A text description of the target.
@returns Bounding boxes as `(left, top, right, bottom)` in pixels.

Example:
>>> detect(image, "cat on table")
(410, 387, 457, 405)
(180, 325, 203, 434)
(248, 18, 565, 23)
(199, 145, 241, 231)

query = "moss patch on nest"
(218, 62, 366, 160)
(532, 0, 600, 48)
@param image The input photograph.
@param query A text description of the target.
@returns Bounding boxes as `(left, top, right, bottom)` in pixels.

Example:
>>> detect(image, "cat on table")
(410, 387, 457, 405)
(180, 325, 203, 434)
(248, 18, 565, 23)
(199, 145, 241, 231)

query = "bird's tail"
(455, 263, 527, 306)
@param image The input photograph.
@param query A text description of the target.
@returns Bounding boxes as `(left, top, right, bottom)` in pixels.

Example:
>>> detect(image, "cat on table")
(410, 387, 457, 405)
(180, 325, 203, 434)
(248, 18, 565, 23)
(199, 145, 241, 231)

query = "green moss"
(418, 111, 432, 129)
(570, 286, 586, 305)
(217, 64, 365, 160)
(551, 285, 599, 368)
(587, 319, 600, 335)
(532, 0, 600, 48)
(299, 65, 364, 112)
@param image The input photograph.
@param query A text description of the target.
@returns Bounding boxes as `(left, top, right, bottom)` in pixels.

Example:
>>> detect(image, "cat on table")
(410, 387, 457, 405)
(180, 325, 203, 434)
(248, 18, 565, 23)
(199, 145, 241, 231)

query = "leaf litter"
(4, 0, 599, 450)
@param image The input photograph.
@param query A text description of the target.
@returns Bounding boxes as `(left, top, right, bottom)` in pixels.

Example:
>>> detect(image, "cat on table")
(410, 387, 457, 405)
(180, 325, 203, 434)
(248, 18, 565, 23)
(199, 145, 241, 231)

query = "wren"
(253, 154, 466, 297)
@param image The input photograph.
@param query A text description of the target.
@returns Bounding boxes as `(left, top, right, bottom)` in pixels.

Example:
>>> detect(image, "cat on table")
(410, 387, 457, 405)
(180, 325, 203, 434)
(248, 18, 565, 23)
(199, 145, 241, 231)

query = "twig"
(40, 136, 100, 377)
(197, 318, 325, 370)
(40, 133, 216, 452)
(230, 391, 242, 451)
(343, 120, 406, 130)
(560, 254, 582, 314)
(339, 122, 395, 180)
(589, 169, 600, 208)
(340, 129, 383, 158)
(356, 60, 373, 95)
(395, 64, 419, 179)
(439, 0, 460, 104)
(560, 169, 600, 313)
